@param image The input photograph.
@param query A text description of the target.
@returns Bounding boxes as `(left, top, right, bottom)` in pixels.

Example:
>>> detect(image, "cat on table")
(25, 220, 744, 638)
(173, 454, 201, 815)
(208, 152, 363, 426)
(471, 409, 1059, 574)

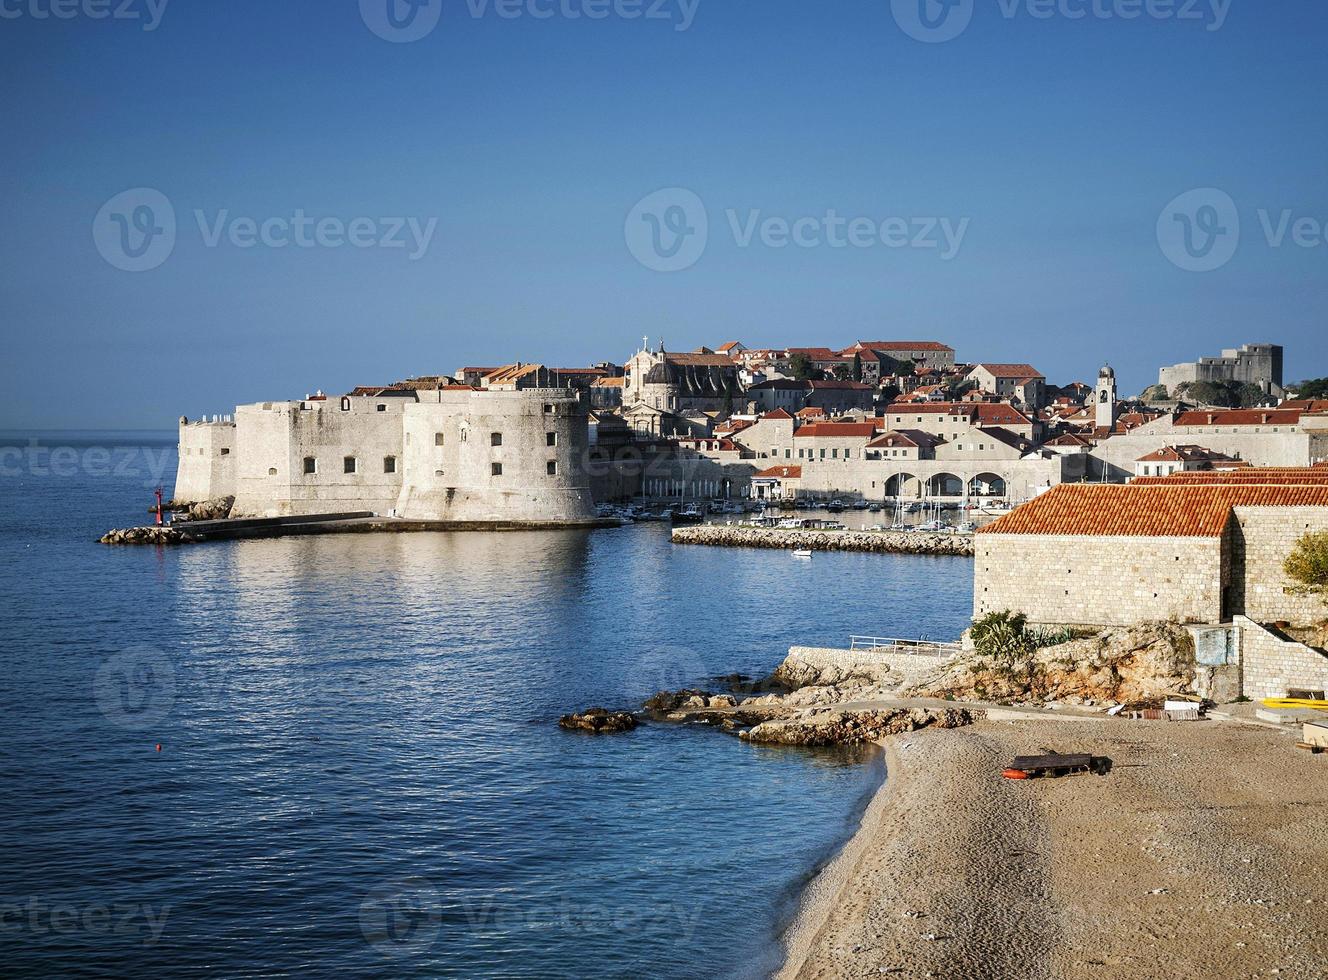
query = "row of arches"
(884, 472, 1008, 499)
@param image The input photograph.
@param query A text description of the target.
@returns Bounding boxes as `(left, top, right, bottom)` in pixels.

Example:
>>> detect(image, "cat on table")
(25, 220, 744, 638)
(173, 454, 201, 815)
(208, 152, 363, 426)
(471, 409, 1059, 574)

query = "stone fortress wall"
(396, 388, 595, 523)
(175, 388, 598, 525)
(174, 417, 236, 503)
(1158, 343, 1283, 394)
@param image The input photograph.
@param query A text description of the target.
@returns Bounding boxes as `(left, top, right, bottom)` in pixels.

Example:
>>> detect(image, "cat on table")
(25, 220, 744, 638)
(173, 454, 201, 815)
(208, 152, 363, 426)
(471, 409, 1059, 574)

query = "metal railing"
(849, 636, 963, 657)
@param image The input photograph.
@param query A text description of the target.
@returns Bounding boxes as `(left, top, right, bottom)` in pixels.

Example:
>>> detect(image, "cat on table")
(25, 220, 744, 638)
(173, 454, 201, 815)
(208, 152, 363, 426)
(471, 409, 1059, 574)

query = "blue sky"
(2, 0, 1325, 428)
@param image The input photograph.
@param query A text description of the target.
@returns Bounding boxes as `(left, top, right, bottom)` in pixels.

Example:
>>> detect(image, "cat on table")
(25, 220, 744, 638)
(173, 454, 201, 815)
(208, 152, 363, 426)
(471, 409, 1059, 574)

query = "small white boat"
(791, 548, 813, 558)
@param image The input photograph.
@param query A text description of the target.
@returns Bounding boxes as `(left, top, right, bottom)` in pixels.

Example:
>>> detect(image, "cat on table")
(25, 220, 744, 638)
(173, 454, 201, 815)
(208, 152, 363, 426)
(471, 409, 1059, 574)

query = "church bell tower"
(1096, 364, 1118, 431)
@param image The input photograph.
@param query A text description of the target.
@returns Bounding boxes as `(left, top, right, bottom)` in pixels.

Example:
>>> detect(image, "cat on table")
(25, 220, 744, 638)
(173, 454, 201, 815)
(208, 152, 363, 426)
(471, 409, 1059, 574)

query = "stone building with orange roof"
(974, 483, 1328, 628)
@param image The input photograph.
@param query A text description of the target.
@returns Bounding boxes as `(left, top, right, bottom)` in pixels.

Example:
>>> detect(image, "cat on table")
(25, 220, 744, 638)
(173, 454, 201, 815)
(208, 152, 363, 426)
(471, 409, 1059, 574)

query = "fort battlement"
(175, 387, 597, 525)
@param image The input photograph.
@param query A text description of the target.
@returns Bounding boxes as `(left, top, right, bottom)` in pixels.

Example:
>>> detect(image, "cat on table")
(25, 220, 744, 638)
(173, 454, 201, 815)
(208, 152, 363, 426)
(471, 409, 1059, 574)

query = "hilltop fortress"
(175, 384, 599, 526)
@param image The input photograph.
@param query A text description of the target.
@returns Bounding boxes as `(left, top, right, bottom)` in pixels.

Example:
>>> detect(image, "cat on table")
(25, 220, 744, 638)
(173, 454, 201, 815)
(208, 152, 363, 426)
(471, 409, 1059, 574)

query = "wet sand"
(778, 716, 1328, 980)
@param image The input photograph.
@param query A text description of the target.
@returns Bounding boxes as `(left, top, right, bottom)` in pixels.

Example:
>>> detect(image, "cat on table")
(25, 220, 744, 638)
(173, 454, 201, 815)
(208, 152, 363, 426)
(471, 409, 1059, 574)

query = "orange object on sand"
(1002, 768, 1030, 779)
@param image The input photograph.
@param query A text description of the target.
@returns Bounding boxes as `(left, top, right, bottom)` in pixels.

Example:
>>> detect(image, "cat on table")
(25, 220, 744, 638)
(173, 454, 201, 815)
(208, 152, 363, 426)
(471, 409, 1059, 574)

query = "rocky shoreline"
(670, 524, 974, 556)
(99, 526, 197, 546)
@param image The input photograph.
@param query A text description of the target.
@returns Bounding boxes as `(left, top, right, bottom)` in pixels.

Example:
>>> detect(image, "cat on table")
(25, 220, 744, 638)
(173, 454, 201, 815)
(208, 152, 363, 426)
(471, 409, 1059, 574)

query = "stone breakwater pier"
(669, 525, 974, 556)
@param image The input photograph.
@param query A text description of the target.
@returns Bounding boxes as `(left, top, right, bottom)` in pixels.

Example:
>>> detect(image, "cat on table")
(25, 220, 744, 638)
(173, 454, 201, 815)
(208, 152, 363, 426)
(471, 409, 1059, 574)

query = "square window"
(491, 462, 503, 476)
(344, 457, 357, 474)
(435, 432, 445, 446)
(546, 432, 557, 447)
(384, 456, 397, 474)
(491, 432, 503, 447)
(303, 457, 316, 475)
(547, 460, 558, 476)
(376, 404, 387, 413)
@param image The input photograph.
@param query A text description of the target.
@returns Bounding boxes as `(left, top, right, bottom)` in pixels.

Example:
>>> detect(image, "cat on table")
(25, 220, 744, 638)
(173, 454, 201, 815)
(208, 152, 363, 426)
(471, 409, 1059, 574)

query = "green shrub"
(1285, 532, 1328, 597)
(971, 610, 1035, 661)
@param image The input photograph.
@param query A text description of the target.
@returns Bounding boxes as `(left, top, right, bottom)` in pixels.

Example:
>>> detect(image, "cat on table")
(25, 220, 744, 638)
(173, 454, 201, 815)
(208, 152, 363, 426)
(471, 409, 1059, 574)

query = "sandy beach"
(778, 714, 1328, 980)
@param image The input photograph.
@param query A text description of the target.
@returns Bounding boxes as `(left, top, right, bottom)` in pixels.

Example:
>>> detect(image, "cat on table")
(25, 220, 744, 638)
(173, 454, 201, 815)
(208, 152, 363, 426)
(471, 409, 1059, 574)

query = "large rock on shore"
(741, 706, 982, 746)
(558, 708, 639, 734)
(770, 656, 895, 692)
(170, 495, 234, 522)
(671, 525, 973, 556)
(99, 526, 197, 546)
(916, 623, 1196, 705)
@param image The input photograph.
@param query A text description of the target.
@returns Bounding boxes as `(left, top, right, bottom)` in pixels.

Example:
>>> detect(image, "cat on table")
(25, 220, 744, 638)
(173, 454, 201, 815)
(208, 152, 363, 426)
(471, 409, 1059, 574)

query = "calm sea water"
(0, 432, 973, 979)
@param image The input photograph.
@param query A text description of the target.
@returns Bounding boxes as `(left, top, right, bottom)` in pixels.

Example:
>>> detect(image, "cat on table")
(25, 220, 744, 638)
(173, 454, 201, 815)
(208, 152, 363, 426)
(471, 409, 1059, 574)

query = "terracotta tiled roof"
(847, 340, 954, 352)
(1132, 469, 1328, 486)
(761, 408, 795, 420)
(483, 363, 543, 384)
(867, 429, 942, 449)
(1278, 399, 1328, 412)
(884, 402, 1033, 425)
(978, 484, 1328, 538)
(1135, 444, 1234, 463)
(663, 352, 737, 367)
(787, 347, 844, 361)
(1174, 408, 1302, 426)
(970, 363, 1044, 379)
(793, 422, 877, 438)
(754, 465, 802, 479)
(807, 380, 873, 390)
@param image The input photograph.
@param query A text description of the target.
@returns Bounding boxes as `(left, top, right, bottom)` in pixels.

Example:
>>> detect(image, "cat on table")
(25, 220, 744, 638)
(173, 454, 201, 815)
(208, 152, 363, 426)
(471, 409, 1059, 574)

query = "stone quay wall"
(670, 525, 974, 556)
